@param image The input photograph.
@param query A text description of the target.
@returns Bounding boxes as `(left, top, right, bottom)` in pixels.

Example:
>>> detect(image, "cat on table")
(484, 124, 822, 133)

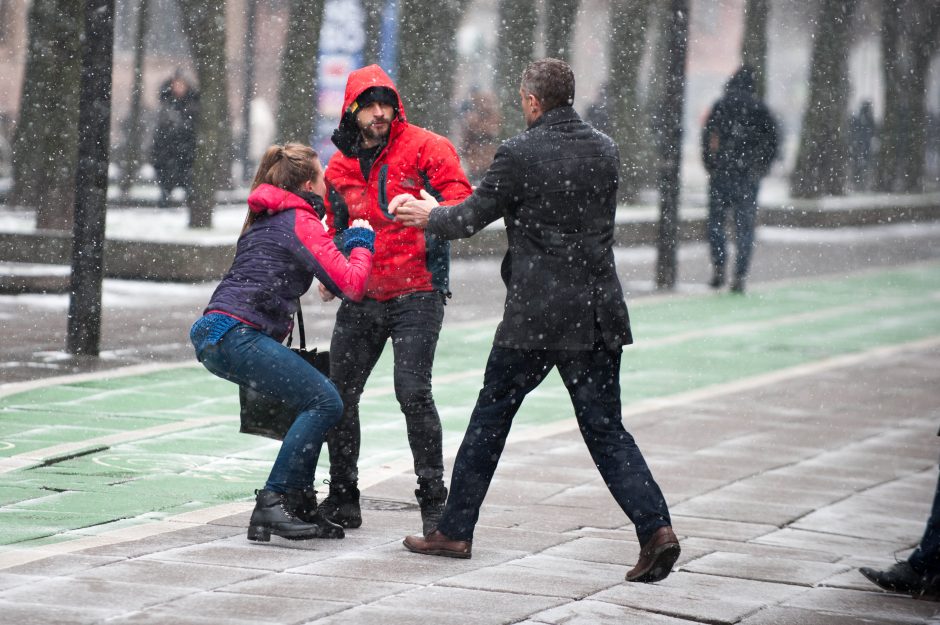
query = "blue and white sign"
(314, 0, 366, 164)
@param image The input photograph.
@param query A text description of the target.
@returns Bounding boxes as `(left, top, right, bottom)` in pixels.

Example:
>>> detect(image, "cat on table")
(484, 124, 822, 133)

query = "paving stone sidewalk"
(0, 339, 938, 624)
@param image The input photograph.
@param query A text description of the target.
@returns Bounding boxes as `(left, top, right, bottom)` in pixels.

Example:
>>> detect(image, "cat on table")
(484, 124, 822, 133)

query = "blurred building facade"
(0, 0, 933, 191)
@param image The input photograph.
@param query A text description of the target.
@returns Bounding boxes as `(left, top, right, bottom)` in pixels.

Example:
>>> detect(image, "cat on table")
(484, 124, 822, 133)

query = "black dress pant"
(326, 291, 445, 488)
(437, 339, 672, 544)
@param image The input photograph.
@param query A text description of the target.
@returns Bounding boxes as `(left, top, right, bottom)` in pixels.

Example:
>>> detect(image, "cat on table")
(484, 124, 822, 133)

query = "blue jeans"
(436, 340, 672, 544)
(190, 319, 343, 493)
(909, 463, 940, 577)
(326, 291, 445, 488)
(707, 173, 760, 281)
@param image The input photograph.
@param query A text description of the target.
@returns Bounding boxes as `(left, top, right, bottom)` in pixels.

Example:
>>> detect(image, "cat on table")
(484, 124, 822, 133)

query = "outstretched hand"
(389, 189, 439, 229)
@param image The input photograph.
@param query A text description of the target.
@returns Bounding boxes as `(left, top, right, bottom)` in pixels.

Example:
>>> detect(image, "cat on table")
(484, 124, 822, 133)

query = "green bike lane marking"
(0, 261, 938, 552)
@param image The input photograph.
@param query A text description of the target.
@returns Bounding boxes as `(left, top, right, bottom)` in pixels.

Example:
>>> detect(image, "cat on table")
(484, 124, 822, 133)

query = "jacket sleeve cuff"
(342, 227, 375, 254)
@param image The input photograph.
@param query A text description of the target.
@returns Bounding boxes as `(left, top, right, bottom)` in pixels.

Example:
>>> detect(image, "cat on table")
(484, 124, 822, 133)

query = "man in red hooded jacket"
(318, 65, 472, 535)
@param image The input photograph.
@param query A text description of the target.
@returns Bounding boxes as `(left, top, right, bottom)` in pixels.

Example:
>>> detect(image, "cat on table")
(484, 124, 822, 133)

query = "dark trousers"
(910, 463, 940, 577)
(326, 291, 445, 489)
(436, 341, 672, 544)
(707, 172, 760, 282)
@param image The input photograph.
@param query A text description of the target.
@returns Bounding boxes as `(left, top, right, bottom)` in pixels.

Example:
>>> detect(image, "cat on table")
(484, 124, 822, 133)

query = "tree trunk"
(789, 0, 856, 199)
(874, 0, 903, 193)
(545, 0, 580, 62)
(741, 0, 768, 98)
(10, 0, 81, 229)
(896, 3, 940, 193)
(119, 0, 148, 199)
(396, 0, 468, 136)
(276, 0, 324, 144)
(361, 0, 384, 66)
(646, 1, 670, 107)
(643, 1, 670, 174)
(496, 0, 538, 137)
(607, 0, 651, 203)
(655, 0, 689, 290)
(67, 0, 115, 356)
(238, 0, 256, 183)
(178, 0, 231, 229)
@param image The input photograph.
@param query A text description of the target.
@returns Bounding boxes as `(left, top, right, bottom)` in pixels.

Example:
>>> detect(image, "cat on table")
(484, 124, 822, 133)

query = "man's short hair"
(521, 58, 575, 112)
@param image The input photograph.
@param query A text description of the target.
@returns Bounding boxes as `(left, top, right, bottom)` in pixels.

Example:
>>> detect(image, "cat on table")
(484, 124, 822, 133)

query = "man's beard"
(360, 119, 390, 144)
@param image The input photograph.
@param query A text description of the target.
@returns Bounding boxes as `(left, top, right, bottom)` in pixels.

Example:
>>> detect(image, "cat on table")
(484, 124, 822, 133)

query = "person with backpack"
(702, 66, 778, 293)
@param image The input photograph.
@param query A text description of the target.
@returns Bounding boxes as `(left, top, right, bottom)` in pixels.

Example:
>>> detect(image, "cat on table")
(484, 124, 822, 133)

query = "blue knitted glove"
(342, 226, 375, 254)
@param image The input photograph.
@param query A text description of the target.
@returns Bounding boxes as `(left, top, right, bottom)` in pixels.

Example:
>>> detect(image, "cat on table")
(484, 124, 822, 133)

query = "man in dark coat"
(390, 58, 679, 583)
(702, 66, 778, 293)
(151, 73, 199, 207)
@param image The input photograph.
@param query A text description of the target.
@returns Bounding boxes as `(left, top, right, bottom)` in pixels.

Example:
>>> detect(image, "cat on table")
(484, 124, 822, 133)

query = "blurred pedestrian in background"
(702, 66, 778, 293)
(459, 88, 502, 184)
(151, 71, 199, 207)
(584, 81, 611, 135)
(848, 100, 877, 192)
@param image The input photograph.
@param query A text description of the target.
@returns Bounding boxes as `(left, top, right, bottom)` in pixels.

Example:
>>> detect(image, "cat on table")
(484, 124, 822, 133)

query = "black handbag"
(238, 305, 330, 440)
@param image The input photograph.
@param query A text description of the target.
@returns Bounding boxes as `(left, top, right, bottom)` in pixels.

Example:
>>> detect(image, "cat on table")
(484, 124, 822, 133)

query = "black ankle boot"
(284, 487, 345, 539)
(415, 482, 447, 536)
(247, 489, 345, 542)
(318, 482, 362, 529)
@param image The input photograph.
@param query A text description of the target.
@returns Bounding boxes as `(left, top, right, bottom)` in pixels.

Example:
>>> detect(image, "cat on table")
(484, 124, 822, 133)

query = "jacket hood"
(248, 184, 320, 216)
(725, 67, 756, 96)
(332, 65, 406, 158)
(339, 65, 406, 122)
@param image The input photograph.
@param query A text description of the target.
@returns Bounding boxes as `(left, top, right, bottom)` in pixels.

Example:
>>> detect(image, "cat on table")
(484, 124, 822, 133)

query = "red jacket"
(324, 65, 472, 301)
(206, 184, 373, 339)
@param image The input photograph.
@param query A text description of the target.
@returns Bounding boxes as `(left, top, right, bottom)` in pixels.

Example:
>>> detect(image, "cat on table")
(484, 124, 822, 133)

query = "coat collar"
(528, 105, 581, 130)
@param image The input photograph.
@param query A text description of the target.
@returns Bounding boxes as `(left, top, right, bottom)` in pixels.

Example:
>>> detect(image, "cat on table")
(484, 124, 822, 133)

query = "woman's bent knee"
(317, 386, 344, 426)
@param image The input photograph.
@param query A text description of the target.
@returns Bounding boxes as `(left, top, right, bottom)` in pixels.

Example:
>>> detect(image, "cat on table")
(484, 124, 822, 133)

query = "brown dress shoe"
(403, 529, 472, 559)
(626, 526, 680, 583)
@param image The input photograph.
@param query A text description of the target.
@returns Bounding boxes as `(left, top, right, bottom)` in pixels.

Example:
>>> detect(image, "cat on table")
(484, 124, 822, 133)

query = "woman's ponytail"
(250, 143, 319, 192)
(243, 143, 322, 233)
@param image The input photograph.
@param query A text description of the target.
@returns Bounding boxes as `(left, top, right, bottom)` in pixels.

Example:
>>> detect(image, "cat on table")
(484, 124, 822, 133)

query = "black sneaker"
(860, 561, 925, 595)
(318, 481, 362, 529)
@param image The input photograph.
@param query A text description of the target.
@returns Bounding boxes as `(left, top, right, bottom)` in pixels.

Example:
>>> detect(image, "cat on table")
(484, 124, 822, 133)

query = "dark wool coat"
(426, 106, 633, 351)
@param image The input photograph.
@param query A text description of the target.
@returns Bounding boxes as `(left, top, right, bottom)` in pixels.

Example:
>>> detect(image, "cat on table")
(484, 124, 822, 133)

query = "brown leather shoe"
(626, 526, 680, 583)
(403, 529, 472, 559)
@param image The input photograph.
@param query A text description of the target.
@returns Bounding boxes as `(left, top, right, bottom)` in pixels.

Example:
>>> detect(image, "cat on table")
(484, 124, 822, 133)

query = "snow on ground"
(759, 221, 940, 242)
(0, 203, 247, 244)
(0, 280, 214, 310)
(0, 263, 70, 276)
